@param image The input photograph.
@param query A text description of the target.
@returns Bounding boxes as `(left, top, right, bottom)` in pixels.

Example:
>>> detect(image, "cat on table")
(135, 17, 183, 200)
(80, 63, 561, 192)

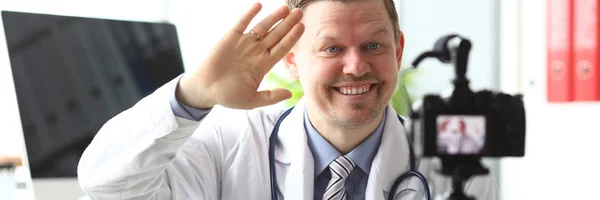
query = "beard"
(327, 101, 385, 130)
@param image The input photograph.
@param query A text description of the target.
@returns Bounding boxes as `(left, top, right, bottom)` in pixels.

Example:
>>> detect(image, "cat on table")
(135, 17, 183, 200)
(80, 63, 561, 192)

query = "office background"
(0, 0, 598, 199)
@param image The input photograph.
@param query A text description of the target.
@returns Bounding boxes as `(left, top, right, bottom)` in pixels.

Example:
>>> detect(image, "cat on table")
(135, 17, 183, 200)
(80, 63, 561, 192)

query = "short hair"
(285, 0, 401, 41)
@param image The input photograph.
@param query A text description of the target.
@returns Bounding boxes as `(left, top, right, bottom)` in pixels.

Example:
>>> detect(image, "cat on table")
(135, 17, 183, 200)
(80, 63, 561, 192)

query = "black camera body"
(418, 89, 526, 158)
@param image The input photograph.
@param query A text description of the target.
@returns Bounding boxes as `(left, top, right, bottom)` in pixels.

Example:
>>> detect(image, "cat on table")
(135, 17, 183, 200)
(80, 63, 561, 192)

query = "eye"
(368, 43, 381, 50)
(325, 46, 339, 53)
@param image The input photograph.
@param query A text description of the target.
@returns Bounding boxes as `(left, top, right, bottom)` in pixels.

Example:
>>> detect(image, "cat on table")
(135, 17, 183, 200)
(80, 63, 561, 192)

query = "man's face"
(284, 0, 404, 128)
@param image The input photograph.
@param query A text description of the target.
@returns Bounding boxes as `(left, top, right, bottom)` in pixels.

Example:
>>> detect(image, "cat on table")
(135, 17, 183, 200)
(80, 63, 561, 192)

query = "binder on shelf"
(547, 0, 574, 102)
(573, 0, 600, 101)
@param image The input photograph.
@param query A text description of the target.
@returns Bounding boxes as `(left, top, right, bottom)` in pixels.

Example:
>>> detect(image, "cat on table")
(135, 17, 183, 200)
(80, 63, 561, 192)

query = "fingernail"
(291, 8, 301, 14)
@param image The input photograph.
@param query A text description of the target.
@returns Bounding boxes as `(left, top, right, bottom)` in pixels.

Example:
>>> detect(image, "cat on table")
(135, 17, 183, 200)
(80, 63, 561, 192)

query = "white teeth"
(338, 85, 371, 95)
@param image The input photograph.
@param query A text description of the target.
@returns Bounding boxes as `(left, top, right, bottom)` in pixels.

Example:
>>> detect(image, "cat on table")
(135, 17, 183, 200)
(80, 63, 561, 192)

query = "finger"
(249, 5, 291, 39)
(262, 8, 303, 48)
(232, 2, 262, 33)
(252, 88, 292, 108)
(269, 22, 305, 60)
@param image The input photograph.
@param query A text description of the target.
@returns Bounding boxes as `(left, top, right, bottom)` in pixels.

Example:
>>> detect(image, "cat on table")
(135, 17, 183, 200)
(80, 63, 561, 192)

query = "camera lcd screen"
(436, 115, 486, 155)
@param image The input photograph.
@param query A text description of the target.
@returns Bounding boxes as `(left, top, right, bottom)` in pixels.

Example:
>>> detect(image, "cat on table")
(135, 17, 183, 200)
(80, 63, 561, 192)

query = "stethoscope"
(268, 107, 432, 200)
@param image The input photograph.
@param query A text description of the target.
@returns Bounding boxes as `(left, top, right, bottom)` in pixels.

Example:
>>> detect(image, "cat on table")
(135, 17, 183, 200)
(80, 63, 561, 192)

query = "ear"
(395, 30, 405, 71)
(283, 51, 299, 79)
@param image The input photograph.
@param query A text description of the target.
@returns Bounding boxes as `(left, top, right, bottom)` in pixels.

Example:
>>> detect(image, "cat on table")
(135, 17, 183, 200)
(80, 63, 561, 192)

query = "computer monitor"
(1, 11, 185, 179)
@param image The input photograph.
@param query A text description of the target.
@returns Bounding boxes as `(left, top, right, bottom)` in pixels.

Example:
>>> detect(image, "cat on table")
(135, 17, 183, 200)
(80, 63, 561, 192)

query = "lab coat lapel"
(365, 105, 412, 199)
(273, 99, 314, 200)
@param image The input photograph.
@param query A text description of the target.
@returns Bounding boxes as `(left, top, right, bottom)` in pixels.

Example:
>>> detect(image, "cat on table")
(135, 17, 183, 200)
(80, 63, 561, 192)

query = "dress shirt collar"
(303, 106, 386, 177)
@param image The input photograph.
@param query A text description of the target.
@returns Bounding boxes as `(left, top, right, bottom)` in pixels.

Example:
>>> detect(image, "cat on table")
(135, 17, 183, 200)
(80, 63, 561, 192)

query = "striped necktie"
(322, 155, 356, 200)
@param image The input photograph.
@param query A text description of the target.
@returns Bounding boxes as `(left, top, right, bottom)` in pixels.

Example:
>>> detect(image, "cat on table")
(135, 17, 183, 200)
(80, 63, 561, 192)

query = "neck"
(307, 107, 385, 154)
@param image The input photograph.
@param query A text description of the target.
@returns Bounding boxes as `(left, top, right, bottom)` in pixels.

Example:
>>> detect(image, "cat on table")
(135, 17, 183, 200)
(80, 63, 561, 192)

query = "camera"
(403, 34, 527, 200)
(406, 34, 527, 159)
(418, 90, 526, 158)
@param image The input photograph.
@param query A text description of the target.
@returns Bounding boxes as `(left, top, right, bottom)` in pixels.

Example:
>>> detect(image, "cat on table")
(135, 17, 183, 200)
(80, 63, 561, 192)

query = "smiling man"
(77, 0, 497, 199)
(283, 0, 403, 155)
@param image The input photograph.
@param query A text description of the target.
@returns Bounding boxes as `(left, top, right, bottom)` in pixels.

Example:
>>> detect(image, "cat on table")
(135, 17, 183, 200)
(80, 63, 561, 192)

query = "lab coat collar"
(274, 97, 314, 200)
(365, 105, 412, 199)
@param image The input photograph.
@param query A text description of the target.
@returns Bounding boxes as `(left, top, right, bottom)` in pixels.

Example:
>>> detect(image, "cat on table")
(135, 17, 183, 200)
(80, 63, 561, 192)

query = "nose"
(342, 48, 370, 77)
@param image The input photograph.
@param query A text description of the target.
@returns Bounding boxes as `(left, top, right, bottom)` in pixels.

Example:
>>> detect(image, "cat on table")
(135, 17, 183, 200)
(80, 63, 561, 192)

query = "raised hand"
(176, 3, 304, 110)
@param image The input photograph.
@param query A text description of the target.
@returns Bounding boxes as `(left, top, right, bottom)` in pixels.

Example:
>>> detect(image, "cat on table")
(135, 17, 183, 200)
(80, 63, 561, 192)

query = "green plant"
(390, 69, 420, 116)
(264, 67, 421, 116)
(265, 72, 304, 107)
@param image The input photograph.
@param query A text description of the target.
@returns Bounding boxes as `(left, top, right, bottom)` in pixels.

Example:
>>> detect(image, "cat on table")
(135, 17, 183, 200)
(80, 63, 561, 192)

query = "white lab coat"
(457, 134, 484, 154)
(77, 77, 497, 200)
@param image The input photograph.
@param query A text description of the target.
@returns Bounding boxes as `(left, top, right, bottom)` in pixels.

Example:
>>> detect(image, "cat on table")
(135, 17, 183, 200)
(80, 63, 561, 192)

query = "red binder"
(547, 0, 574, 102)
(573, 0, 600, 101)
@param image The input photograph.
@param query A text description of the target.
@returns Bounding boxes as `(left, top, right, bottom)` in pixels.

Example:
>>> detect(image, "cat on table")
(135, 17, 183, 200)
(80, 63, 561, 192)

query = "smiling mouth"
(334, 84, 374, 95)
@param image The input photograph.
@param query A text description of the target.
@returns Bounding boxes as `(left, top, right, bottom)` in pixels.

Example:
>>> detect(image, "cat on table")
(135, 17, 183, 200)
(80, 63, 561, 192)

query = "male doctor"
(455, 120, 485, 154)
(77, 0, 497, 199)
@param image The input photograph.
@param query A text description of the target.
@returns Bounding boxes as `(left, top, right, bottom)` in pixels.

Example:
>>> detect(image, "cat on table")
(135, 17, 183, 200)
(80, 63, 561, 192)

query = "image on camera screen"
(436, 115, 486, 155)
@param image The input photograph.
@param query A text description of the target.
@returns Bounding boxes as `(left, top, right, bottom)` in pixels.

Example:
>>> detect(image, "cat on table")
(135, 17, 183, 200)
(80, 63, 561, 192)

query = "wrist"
(176, 74, 216, 109)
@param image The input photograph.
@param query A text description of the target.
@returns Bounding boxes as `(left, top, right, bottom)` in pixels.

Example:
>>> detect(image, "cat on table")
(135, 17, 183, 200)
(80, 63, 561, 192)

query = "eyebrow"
(314, 25, 390, 43)
(369, 26, 389, 38)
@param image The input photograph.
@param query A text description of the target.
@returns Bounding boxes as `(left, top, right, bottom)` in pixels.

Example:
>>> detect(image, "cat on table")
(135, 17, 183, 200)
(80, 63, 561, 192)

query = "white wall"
(398, 0, 500, 96)
(499, 0, 600, 200)
(0, 0, 167, 199)
(165, 0, 288, 73)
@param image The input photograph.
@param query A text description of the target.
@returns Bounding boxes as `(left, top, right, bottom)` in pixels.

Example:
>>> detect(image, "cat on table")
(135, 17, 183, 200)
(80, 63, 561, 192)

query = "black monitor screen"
(2, 11, 185, 178)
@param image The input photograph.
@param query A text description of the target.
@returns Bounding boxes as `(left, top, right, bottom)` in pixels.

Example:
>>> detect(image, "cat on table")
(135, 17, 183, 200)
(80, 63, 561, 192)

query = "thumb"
(253, 88, 292, 107)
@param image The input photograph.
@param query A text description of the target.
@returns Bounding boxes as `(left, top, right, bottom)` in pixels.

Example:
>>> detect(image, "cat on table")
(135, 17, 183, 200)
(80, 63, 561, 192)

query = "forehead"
(301, 0, 392, 32)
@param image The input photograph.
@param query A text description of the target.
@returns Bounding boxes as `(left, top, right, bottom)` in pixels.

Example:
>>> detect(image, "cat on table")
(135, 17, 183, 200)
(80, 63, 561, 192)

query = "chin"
(330, 104, 385, 128)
